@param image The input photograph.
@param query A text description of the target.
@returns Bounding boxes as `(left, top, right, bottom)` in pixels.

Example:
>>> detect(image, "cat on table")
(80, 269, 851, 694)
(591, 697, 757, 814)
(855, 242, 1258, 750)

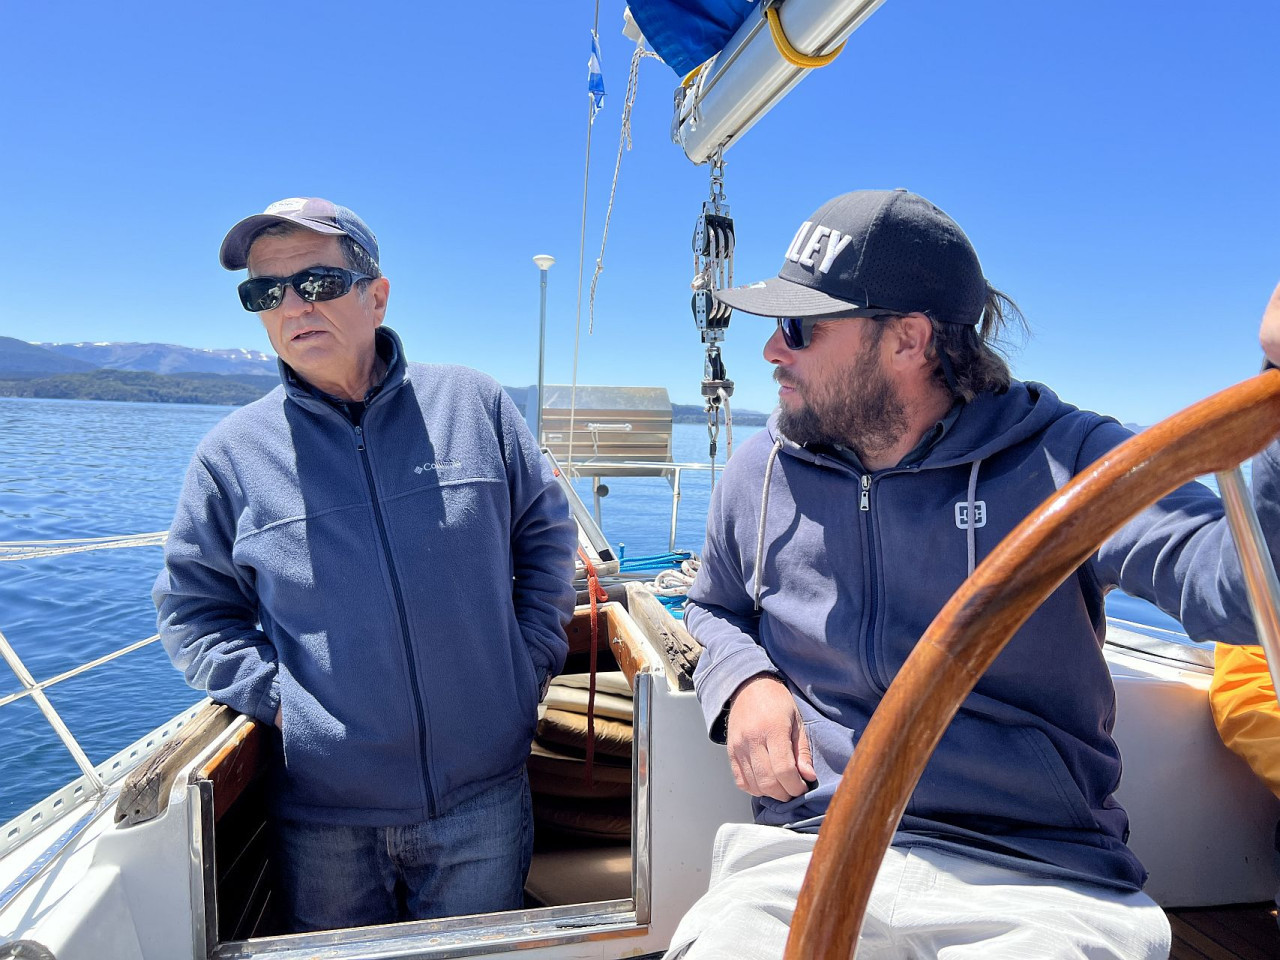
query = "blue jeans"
(274, 771, 533, 932)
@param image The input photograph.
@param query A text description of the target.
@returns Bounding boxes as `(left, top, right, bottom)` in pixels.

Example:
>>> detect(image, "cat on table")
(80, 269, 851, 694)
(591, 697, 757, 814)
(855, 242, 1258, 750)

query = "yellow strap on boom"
(682, 61, 709, 87)
(765, 5, 846, 68)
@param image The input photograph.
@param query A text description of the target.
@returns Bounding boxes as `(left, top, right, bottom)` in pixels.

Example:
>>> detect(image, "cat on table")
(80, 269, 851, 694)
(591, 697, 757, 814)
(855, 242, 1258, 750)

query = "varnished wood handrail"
(785, 370, 1280, 959)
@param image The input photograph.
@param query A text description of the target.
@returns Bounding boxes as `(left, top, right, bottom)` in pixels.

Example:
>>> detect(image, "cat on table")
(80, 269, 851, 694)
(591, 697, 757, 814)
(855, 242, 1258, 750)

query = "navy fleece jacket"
(688, 379, 1280, 890)
(154, 328, 577, 824)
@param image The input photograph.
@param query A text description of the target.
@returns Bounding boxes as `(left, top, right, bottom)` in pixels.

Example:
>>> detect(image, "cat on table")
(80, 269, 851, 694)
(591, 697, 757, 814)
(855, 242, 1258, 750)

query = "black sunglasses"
(237, 266, 373, 313)
(775, 311, 901, 350)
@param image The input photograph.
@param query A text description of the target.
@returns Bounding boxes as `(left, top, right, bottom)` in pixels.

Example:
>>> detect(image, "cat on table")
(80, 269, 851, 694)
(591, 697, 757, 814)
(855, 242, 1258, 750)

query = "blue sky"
(1, 1, 1276, 424)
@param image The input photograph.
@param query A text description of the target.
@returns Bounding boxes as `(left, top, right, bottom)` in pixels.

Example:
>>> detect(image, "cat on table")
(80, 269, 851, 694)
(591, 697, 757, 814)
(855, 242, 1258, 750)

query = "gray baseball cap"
(219, 197, 379, 271)
(715, 189, 987, 326)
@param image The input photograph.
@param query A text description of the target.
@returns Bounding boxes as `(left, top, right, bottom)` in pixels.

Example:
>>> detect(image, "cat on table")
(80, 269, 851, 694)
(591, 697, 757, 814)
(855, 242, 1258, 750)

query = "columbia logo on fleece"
(413, 459, 462, 475)
(955, 501, 987, 530)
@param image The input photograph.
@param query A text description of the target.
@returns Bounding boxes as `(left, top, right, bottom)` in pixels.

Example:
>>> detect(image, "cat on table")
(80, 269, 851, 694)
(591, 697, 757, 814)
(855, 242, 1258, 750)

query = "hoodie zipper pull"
(355, 425, 365, 452)
(860, 474, 871, 512)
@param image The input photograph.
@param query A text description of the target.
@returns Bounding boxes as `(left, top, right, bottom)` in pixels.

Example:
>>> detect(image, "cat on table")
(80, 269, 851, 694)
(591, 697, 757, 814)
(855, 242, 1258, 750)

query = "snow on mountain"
(39, 342, 277, 376)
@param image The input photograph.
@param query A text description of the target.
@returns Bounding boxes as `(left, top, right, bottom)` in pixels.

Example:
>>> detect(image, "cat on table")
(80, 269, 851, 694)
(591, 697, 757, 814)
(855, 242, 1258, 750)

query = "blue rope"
(657, 594, 687, 617)
(618, 550, 693, 573)
(609, 550, 693, 617)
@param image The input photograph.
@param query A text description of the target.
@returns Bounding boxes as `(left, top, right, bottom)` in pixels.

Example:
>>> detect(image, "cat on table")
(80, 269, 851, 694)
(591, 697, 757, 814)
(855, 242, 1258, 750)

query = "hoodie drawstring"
(753, 438, 784, 611)
(966, 458, 982, 577)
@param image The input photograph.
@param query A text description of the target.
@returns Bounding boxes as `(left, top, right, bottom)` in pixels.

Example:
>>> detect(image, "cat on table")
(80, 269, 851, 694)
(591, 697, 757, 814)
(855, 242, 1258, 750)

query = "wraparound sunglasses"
(237, 266, 373, 313)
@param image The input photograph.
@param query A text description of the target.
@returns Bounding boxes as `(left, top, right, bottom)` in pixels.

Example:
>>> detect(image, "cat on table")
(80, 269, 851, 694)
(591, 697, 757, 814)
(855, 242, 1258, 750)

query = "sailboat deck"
(1168, 902, 1279, 960)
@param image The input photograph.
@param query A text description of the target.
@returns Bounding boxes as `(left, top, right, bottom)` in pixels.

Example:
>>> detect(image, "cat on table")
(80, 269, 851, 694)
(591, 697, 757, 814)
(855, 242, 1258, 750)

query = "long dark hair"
(926, 283, 1026, 400)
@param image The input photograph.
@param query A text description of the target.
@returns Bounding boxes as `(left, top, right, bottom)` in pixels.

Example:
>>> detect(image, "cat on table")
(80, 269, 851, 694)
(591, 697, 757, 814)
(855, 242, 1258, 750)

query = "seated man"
(667, 188, 1280, 959)
(154, 197, 578, 932)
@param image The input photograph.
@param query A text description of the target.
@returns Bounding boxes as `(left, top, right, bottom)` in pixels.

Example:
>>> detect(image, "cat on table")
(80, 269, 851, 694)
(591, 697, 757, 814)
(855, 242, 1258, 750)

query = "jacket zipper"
(354, 422, 437, 817)
(860, 472, 885, 691)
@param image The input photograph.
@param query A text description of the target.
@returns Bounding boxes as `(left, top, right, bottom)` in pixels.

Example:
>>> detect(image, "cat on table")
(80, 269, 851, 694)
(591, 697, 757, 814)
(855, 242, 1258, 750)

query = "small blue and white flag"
(588, 32, 606, 121)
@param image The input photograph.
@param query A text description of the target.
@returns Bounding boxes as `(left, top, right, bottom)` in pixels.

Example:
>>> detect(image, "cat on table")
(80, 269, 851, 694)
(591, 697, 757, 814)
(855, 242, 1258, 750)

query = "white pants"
(665, 823, 1171, 960)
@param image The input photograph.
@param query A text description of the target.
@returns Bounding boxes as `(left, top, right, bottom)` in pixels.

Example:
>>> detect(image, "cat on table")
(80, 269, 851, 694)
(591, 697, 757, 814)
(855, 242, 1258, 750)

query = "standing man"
(667, 188, 1280, 959)
(155, 197, 578, 932)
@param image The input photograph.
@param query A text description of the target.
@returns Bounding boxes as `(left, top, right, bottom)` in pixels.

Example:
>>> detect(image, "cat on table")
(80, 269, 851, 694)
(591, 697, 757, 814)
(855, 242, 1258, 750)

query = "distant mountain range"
(0, 336, 770, 422)
(35, 340, 278, 376)
(0, 337, 100, 377)
(0, 337, 277, 380)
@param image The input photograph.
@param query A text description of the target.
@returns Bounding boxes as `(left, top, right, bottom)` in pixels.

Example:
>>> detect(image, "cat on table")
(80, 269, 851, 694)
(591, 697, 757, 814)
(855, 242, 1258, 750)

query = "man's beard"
(776, 337, 908, 461)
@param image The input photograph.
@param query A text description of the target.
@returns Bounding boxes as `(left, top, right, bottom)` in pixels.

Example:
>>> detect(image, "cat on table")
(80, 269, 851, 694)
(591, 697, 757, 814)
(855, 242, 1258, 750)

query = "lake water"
(0, 395, 1198, 824)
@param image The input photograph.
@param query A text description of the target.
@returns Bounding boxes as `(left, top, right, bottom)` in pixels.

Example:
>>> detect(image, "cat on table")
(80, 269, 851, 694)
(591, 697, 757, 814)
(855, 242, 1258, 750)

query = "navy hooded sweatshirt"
(687, 379, 1280, 890)
(154, 327, 577, 825)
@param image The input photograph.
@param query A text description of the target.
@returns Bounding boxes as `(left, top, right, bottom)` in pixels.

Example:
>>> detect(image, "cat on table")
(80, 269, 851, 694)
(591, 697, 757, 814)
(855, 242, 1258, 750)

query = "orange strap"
(577, 547, 608, 785)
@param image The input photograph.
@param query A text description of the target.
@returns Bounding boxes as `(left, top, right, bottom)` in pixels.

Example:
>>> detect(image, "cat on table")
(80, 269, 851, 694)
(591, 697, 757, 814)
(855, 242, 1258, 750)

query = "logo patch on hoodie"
(955, 501, 987, 530)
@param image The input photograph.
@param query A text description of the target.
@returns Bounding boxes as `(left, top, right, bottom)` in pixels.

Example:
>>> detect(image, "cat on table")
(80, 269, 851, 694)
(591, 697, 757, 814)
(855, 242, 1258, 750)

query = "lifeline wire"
(0, 532, 168, 561)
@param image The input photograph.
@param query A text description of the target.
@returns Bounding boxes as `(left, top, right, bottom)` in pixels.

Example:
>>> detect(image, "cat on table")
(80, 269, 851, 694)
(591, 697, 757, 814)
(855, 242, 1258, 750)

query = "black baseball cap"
(715, 189, 987, 326)
(219, 197, 379, 271)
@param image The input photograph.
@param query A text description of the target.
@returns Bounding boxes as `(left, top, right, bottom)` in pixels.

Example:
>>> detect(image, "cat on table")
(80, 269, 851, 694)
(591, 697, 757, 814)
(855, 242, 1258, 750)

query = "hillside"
(0, 337, 98, 378)
(0, 338, 771, 419)
(0, 369, 277, 406)
(40, 341, 277, 376)
(672, 402, 768, 426)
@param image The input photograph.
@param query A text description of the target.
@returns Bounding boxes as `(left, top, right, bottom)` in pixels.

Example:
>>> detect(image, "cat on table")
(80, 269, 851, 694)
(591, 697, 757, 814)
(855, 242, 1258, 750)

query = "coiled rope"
(613, 552, 701, 612)
(649, 556, 700, 597)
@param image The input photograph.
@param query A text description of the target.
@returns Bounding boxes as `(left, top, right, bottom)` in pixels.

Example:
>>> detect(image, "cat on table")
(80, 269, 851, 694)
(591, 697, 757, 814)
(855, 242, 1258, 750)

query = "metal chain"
(690, 149, 736, 483)
(709, 148, 728, 212)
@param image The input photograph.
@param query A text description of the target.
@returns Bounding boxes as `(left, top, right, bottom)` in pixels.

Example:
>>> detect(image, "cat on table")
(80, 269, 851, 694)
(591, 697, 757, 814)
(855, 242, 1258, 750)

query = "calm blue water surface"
(0, 398, 230, 823)
(0, 397, 1205, 823)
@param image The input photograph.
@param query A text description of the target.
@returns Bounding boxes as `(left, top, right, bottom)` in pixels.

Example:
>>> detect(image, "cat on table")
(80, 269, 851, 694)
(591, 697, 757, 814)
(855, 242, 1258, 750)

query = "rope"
(619, 550, 693, 573)
(569, 12, 603, 474)
(0, 532, 168, 561)
(764, 5, 846, 68)
(0, 633, 161, 710)
(648, 557, 700, 597)
(708, 406, 720, 493)
(588, 40, 660, 334)
(682, 59, 711, 87)
(721, 391, 734, 460)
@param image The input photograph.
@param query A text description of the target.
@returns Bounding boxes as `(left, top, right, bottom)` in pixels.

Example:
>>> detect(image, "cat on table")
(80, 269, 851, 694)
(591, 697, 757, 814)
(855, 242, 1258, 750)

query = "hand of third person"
(725, 674, 817, 802)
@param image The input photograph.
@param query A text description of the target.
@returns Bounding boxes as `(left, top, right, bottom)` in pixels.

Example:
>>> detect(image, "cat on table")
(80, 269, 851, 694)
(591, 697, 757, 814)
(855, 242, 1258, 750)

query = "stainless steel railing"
(0, 533, 169, 803)
(560, 459, 714, 552)
(1217, 466, 1280, 696)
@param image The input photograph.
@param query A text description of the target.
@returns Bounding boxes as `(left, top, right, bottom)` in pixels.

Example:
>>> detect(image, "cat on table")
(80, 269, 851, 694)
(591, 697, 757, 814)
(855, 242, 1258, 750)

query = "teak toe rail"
(786, 371, 1280, 959)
